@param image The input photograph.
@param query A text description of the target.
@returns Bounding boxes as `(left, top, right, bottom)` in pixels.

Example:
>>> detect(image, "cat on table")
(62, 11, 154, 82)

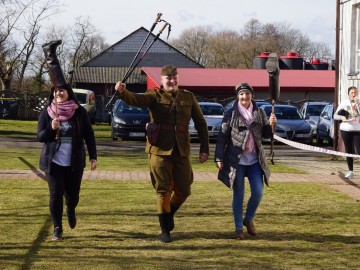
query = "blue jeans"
(232, 162, 264, 231)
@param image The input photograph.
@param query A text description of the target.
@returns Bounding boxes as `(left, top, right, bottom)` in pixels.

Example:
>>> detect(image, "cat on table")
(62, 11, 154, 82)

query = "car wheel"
(308, 136, 314, 145)
(315, 133, 324, 145)
(111, 128, 118, 141)
(89, 111, 96, 125)
(327, 132, 333, 146)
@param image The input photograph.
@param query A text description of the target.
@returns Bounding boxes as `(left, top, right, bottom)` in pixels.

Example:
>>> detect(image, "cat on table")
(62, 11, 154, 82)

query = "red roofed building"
(72, 28, 335, 109)
(142, 67, 335, 103)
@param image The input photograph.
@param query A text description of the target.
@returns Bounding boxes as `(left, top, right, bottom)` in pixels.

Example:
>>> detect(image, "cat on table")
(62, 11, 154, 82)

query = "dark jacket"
(214, 100, 272, 188)
(37, 106, 97, 173)
(119, 88, 209, 156)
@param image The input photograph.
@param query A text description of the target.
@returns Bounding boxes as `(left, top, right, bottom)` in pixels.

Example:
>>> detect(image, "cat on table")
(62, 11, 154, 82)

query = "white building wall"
(339, 0, 360, 102)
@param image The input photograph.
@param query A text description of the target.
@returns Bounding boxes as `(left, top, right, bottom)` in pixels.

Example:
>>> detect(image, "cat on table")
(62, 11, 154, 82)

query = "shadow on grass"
(18, 156, 46, 181)
(0, 130, 35, 137)
(74, 208, 360, 246)
(44, 227, 360, 250)
(20, 215, 52, 270)
(337, 170, 360, 189)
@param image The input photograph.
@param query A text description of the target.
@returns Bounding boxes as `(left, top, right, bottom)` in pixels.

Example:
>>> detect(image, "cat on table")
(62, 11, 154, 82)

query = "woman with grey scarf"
(214, 82, 276, 240)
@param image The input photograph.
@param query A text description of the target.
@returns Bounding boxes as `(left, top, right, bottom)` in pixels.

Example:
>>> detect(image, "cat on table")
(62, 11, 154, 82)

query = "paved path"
(1, 166, 360, 201)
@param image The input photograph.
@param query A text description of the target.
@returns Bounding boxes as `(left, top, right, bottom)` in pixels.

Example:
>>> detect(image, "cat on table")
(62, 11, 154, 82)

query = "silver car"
(189, 102, 225, 140)
(316, 103, 334, 145)
(299, 101, 329, 140)
(261, 104, 313, 143)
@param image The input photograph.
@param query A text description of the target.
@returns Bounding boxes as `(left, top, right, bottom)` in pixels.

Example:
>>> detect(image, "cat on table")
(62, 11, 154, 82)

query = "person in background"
(115, 65, 209, 243)
(38, 40, 97, 241)
(334, 86, 360, 179)
(214, 82, 276, 240)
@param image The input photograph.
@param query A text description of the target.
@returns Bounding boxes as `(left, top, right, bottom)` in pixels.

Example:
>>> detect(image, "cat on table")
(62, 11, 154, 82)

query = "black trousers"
(341, 130, 360, 171)
(46, 162, 83, 229)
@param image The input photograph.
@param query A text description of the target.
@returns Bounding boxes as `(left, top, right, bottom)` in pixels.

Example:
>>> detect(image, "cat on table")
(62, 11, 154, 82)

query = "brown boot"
(243, 219, 257, 236)
(235, 229, 244, 240)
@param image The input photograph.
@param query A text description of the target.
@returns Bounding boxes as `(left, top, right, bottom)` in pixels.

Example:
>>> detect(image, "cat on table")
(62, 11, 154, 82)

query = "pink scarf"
(47, 100, 79, 121)
(237, 102, 255, 153)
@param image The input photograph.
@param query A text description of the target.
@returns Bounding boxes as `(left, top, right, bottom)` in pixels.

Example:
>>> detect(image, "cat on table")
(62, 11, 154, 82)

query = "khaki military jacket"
(119, 88, 209, 156)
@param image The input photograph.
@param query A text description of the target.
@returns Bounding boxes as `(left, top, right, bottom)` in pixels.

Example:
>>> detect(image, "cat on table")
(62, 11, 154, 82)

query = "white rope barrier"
(273, 134, 360, 158)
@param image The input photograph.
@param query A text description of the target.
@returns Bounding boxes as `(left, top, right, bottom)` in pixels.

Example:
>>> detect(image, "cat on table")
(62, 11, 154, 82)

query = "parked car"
(189, 102, 225, 140)
(224, 99, 270, 111)
(0, 99, 18, 119)
(299, 101, 329, 140)
(111, 99, 150, 141)
(261, 104, 313, 143)
(73, 88, 96, 124)
(316, 103, 334, 145)
(95, 95, 112, 124)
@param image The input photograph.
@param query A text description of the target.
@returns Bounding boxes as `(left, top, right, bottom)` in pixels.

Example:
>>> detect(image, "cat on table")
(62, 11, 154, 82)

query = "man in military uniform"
(115, 65, 209, 243)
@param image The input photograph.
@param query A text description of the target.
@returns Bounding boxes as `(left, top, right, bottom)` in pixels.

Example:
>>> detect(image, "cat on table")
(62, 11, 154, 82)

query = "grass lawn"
(0, 178, 359, 269)
(0, 119, 303, 173)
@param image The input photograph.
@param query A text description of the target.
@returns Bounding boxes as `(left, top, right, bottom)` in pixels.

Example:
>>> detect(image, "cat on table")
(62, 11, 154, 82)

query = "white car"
(73, 88, 97, 124)
(189, 102, 224, 140)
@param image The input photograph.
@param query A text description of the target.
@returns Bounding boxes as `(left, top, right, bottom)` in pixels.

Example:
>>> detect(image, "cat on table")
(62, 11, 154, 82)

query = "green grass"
(0, 119, 112, 141)
(0, 119, 358, 268)
(0, 147, 301, 173)
(0, 179, 359, 269)
(0, 119, 37, 138)
(0, 119, 303, 173)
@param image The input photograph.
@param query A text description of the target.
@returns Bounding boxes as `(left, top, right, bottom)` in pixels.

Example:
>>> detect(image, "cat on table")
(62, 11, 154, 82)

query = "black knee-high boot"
(42, 40, 67, 88)
(169, 206, 179, 232)
(158, 213, 171, 243)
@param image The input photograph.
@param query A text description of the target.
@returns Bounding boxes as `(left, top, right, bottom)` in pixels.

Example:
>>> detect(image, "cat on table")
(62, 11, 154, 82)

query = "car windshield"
(200, 105, 224, 116)
(74, 93, 87, 104)
(256, 101, 270, 107)
(263, 106, 303, 120)
(117, 103, 148, 114)
(307, 104, 327, 116)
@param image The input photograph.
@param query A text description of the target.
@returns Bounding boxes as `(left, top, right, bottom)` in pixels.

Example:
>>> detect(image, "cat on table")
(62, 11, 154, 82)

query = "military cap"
(161, 65, 178, 76)
(235, 82, 254, 96)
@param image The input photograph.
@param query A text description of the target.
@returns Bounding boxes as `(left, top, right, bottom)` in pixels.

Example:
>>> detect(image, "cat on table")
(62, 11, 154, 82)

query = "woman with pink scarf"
(37, 84, 97, 241)
(214, 82, 276, 240)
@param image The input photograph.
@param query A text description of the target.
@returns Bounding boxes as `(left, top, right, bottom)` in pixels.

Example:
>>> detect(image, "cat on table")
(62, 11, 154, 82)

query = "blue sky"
(48, 0, 336, 54)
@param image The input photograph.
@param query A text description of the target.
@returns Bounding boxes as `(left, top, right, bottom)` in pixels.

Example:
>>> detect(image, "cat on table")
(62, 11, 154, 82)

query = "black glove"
(337, 109, 350, 118)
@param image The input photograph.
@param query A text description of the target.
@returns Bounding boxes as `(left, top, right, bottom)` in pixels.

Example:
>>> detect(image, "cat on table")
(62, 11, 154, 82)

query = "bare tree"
(207, 30, 242, 68)
(68, 17, 96, 70)
(171, 18, 334, 69)
(0, 0, 59, 91)
(240, 18, 264, 68)
(170, 26, 213, 66)
(33, 17, 108, 89)
(302, 41, 333, 61)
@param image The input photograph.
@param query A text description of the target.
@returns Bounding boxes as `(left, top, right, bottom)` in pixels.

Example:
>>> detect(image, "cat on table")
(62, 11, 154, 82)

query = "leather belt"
(159, 123, 188, 133)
